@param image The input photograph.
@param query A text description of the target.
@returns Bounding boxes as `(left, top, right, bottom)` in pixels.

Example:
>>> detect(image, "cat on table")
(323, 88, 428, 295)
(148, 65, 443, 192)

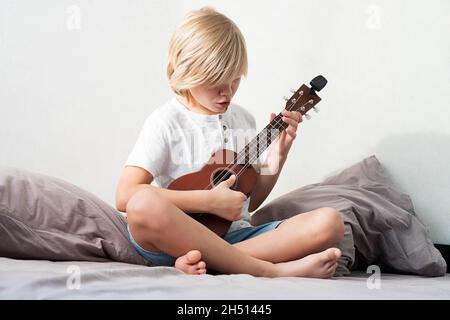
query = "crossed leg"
(233, 207, 345, 263)
(127, 188, 343, 278)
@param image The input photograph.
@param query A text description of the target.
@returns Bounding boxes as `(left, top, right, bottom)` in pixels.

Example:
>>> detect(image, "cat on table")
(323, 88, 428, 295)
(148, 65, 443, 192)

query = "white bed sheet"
(0, 258, 449, 300)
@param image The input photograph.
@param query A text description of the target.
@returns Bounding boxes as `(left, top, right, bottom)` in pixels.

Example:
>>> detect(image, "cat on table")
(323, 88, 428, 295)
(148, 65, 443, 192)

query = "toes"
(174, 256, 187, 270)
(188, 265, 199, 274)
(333, 248, 342, 260)
(323, 248, 341, 263)
(197, 262, 207, 274)
(174, 251, 205, 275)
(185, 250, 202, 264)
(327, 263, 338, 277)
(329, 262, 337, 271)
(187, 265, 206, 275)
(320, 248, 336, 264)
(195, 261, 207, 275)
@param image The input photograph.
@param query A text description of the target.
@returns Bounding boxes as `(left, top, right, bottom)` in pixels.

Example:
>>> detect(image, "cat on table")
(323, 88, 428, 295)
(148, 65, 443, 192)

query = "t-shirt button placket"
(219, 116, 228, 144)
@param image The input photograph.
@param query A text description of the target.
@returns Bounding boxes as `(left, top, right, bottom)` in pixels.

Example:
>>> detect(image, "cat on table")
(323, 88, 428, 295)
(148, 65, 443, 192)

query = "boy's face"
(188, 78, 241, 115)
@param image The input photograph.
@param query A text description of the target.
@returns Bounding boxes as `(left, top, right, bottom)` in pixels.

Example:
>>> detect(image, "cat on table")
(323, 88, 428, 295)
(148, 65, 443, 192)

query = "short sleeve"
(125, 114, 168, 178)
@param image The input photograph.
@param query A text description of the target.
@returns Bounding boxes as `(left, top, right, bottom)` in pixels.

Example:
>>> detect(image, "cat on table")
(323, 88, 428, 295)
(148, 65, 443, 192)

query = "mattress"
(1, 258, 449, 300)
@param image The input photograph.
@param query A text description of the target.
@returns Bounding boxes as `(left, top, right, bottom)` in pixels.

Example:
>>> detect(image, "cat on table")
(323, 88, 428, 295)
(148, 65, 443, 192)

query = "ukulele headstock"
(285, 75, 328, 118)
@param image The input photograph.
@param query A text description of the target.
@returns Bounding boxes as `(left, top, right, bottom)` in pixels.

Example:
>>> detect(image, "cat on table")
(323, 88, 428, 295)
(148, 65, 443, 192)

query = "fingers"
(271, 111, 302, 127)
(286, 128, 297, 139)
(270, 113, 276, 121)
(232, 189, 247, 201)
(224, 174, 236, 187)
(222, 176, 247, 199)
(282, 116, 298, 129)
(232, 189, 247, 202)
(282, 110, 302, 123)
(281, 111, 301, 138)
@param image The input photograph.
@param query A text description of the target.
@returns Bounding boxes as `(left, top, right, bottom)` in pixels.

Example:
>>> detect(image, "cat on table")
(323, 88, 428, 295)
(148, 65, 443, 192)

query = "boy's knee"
(126, 189, 171, 233)
(315, 207, 345, 244)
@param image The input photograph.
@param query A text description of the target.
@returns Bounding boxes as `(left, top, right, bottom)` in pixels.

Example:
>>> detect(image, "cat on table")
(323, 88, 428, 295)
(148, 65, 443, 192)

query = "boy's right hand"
(207, 175, 247, 221)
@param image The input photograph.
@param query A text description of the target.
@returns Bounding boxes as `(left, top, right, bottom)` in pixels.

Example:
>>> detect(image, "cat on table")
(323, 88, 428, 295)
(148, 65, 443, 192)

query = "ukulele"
(168, 75, 328, 237)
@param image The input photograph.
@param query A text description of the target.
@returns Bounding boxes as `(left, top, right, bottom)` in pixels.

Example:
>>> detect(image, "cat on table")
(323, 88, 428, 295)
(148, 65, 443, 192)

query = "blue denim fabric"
(127, 221, 282, 266)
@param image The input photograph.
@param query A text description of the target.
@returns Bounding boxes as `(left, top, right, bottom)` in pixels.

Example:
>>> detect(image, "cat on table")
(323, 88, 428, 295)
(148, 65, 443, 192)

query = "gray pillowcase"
(0, 166, 148, 265)
(251, 155, 446, 277)
(1, 158, 445, 277)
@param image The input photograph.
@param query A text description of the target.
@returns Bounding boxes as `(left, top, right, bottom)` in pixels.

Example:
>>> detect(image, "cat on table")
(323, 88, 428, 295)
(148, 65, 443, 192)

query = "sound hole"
(212, 169, 235, 188)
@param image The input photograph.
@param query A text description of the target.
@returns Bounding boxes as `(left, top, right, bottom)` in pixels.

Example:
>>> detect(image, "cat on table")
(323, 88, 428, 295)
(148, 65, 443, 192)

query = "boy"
(116, 7, 344, 277)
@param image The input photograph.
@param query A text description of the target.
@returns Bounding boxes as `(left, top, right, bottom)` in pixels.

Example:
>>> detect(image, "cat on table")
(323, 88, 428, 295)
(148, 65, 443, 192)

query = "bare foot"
(174, 250, 207, 275)
(275, 248, 341, 278)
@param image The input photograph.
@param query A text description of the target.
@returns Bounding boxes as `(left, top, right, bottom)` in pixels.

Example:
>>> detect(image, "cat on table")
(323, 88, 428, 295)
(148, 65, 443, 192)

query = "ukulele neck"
(235, 79, 325, 167)
(236, 115, 286, 166)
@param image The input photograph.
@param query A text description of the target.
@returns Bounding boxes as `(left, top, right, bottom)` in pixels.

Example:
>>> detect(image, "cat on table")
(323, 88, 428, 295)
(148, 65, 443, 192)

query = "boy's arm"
(248, 156, 286, 213)
(248, 110, 302, 212)
(115, 166, 211, 214)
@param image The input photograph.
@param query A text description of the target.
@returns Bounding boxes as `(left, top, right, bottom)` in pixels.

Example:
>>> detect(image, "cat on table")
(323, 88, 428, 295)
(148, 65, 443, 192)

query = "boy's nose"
(219, 84, 232, 96)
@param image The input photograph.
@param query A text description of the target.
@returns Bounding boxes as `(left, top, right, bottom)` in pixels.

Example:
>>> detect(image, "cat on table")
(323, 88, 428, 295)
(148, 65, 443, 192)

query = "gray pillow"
(251, 155, 446, 277)
(0, 166, 148, 265)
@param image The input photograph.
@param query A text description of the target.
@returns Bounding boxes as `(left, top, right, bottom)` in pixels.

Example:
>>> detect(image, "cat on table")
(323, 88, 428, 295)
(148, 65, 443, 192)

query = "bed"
(0, 156, 448, 299)
(1, 258, 449, 299)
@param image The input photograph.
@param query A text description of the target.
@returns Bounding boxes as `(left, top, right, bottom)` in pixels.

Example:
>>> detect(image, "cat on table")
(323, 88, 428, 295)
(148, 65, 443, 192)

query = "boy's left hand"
(270, 110, 303, 160)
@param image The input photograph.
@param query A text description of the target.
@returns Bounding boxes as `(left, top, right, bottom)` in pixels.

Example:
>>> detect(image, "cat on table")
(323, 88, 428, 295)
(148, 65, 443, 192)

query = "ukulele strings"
(229, 100, 305, 182)
(204, 98, 306, 191)
(209, 99, 301, 189)
(231, 98, 314, 181)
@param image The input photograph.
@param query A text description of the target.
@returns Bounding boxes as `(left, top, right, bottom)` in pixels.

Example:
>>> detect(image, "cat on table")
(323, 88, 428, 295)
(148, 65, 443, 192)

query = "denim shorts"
(127, 221, 283, 267)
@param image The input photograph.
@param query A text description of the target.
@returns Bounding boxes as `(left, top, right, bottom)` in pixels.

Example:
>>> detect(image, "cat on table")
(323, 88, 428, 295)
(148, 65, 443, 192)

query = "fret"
(245, 143, 249, 165)
(237, 116, 285, 166)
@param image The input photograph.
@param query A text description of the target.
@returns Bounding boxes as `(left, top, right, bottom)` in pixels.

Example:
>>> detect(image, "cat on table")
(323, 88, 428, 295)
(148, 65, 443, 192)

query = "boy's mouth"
(216, 101, 230, 110)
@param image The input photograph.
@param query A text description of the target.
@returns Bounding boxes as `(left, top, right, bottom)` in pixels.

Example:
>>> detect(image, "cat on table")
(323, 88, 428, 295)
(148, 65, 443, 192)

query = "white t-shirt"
(125, 97, 263, 233)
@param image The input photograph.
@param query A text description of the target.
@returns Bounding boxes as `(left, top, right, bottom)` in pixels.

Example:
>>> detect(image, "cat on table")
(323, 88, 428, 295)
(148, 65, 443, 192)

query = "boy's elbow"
(115, 189, 129, 212)
(115, 197, 127, 213)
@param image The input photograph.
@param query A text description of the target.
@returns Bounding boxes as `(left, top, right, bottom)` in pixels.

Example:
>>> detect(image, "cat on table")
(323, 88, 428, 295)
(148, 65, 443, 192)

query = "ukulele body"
(167, 149, 258, 237)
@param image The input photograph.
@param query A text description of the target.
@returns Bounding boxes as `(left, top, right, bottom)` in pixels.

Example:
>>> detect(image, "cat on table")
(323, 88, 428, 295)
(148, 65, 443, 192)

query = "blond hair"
(167, 7, 248, 101)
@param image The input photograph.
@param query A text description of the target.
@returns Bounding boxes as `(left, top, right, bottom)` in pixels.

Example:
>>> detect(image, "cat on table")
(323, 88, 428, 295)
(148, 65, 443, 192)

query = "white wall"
(1, 0, 449, 244)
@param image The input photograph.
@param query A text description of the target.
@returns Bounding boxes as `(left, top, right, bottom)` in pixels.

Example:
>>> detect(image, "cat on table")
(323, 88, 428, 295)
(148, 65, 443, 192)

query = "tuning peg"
(283, 96, 290, 101)
(313, 106, 319, 113)
(304, 114, 311, 120)
(290, 88, 296, 93)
